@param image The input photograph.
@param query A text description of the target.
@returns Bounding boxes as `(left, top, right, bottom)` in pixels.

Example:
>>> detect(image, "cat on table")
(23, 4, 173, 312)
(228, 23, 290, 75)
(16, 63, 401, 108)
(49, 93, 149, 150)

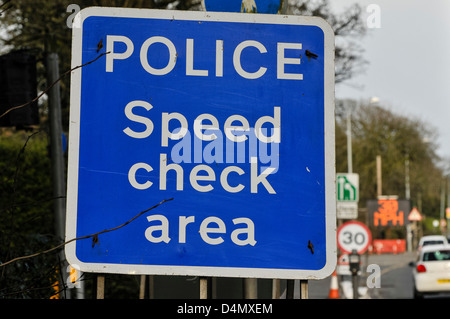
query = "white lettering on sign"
(233, 40, 267, 79)
(124, 103, 280, 194)
(186, 39, 208, 76)
(144, 215, 257, 246)
(140, 36, 177, 75)
(106, 35, 134, 72)
(277, 43, 303, 80)
(105, 35, 303, 80)
(123, 100, 154, 139)
(128, 154, 275, 194)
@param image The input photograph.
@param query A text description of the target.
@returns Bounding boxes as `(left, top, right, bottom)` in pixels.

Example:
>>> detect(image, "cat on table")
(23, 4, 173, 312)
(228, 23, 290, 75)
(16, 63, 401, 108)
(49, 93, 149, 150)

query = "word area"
(145, 215, 256, 246)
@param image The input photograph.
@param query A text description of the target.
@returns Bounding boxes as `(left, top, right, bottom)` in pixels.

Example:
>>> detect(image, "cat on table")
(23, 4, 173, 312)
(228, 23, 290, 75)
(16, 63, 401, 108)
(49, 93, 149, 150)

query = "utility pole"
(447, 176, 450, 236)
(376, 155, 382, 197)
(347, 112, 352, 174)
(405, 157, 412, 252)
(47, 53, 65, 257)
(47, 53, 73, 298)
(440, 179, 446, 234)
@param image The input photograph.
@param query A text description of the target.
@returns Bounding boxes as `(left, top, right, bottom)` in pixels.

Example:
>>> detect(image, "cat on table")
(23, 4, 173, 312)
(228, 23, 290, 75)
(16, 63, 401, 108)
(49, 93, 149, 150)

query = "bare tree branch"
(0, 197, 174, 268)
(0, 0, 13, 16)
(0, 51, 110, 120)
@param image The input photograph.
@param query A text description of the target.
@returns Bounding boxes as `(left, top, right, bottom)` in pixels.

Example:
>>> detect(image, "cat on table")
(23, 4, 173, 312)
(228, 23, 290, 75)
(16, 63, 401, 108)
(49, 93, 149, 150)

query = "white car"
(411, 244, 450, 298)
(417, 235, 448, 251)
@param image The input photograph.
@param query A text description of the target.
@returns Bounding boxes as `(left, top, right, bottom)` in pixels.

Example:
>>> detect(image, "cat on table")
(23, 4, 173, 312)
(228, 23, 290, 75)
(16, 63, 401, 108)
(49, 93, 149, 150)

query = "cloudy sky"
(331, 0, 450, 162)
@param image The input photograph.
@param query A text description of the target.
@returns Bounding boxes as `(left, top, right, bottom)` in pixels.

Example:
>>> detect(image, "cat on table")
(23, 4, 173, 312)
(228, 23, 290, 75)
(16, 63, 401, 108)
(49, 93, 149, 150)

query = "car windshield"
(423, 250, 450, 261)
(423, 240, 444, 246)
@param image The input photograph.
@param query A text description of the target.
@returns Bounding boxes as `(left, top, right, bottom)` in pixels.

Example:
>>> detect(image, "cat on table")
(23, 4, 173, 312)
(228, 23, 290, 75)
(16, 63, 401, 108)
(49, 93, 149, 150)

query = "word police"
(106, 35, 304, 80)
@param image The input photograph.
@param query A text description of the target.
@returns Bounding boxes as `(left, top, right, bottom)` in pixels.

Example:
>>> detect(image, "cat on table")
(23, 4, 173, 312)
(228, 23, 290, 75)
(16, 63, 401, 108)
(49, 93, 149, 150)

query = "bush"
(0, 130, 60, 298)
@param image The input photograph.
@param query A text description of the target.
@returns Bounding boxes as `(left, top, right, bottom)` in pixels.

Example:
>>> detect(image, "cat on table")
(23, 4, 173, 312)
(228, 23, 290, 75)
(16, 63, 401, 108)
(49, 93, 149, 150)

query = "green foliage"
(0, 131, 54, 235)
(335, 101, 443, 219)
(0, 233, 60, 299)
(0, 130, 60, 298)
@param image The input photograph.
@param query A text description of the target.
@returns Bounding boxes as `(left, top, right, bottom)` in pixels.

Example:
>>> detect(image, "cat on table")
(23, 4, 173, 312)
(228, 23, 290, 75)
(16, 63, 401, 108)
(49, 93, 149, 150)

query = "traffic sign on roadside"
(337, 173, 359, 202)
(336, 173, 359, 219)
(337, 221, 371, 254)
(66, 7, 335, 279)
(408, 207, 422, 221)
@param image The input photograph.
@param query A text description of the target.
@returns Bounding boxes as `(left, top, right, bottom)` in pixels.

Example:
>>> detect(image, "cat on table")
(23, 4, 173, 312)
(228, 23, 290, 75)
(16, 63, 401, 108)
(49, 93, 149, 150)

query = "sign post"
(66, 7, 335, 281)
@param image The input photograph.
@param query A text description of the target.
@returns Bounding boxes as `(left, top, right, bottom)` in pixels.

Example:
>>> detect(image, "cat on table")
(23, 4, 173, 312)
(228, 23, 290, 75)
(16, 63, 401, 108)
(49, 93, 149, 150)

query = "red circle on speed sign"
(337, 221, 372, 254)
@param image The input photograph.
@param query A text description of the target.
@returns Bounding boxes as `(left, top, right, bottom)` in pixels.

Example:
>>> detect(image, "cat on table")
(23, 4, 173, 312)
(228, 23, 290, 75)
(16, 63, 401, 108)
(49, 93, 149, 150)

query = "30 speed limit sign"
(337, 221, 372, 254)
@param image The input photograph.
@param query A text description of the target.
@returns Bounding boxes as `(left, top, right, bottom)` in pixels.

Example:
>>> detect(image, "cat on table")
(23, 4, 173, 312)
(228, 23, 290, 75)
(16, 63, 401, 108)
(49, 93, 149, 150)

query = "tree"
(0, 131, 60, 298)
(288, 0, 367, 83)
(335, 100, 443, 218)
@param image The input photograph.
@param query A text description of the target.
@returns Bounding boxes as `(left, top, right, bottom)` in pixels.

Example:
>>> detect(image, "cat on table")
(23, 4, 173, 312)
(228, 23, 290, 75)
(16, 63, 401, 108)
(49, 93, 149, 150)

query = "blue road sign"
(66, 8, 336, 279)
(202, 0, 283, 14)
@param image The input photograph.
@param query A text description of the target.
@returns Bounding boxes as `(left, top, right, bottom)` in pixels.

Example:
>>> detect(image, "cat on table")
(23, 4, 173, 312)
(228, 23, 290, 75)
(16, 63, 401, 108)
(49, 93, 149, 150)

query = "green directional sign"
(336, 173, 359, 202)
(336, 173, 359, 219)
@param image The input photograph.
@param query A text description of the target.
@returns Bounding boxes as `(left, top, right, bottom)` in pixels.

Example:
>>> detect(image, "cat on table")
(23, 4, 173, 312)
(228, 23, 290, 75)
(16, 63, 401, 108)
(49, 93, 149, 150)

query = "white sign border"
(66, 7, 336, 280)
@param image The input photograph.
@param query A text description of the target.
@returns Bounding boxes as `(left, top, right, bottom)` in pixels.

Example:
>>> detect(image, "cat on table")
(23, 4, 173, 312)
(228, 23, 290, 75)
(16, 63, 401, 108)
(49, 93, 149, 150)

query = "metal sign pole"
(139, 275, 146, 299)
(300, 280, 308, 299)
(200, 277, 208, 299)
(96, 275, 105, 299)
(244, 278, 258, 299)
(47, 53, 73, 299)
(286, 280, 294, 299)
(272, 279, 280, 299)
(285, 280, 309, 299)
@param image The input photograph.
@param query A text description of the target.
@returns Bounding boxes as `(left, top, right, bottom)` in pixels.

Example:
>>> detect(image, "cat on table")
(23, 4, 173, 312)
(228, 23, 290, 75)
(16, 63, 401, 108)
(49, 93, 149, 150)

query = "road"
(365, 251, 415, 299)
(308, 252, 417, 299)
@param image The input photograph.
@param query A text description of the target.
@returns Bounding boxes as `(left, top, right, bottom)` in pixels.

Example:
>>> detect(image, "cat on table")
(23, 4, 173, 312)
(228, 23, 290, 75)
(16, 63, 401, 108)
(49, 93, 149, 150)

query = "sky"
(331, 0, 450, 162)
